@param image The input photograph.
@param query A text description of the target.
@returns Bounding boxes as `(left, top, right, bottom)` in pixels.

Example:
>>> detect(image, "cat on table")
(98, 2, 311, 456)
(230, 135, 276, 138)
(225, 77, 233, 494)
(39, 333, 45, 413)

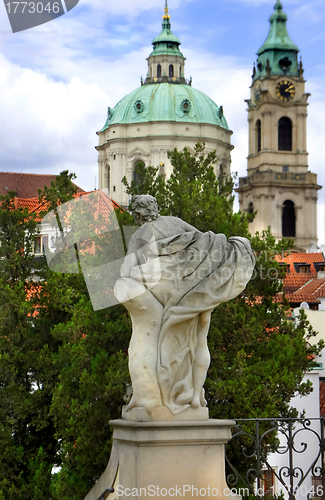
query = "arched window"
(278, 117, 292, 151)
(248, 202, 254, 215)
(256, 119, 261, 153)
(169, 64, 174, 78)
(282, 200, 295, 237)
(133, 160, 145, 187)
(179, 66, 182, 78)
(157, 64, 161, 78)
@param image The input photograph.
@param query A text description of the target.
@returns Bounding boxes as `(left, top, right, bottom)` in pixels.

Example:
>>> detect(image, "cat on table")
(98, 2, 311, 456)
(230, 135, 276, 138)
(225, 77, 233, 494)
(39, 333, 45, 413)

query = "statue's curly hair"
(131, 195, 159, 222)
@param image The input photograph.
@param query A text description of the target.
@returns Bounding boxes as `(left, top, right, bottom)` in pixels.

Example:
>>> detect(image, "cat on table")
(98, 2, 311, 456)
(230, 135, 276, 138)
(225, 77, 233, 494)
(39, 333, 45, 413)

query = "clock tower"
(236, 0, 321, 250)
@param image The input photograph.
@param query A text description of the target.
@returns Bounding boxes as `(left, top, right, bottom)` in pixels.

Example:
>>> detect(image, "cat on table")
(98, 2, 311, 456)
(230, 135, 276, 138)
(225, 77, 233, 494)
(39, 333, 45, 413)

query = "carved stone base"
(84, 419, 240, 500)
(122, 405, 209, 421)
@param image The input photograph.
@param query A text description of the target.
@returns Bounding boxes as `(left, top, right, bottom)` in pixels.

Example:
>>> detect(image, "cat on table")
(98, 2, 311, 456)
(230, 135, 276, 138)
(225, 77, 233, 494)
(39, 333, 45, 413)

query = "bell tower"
(236, 0, 321, 250)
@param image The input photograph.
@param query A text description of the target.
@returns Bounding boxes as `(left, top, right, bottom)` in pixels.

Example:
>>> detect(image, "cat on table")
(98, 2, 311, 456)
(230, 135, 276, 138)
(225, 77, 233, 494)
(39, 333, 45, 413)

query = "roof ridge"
(0, 172, 56, 176)
(312, 280, 325, 296)
(294, 278, 314, 293)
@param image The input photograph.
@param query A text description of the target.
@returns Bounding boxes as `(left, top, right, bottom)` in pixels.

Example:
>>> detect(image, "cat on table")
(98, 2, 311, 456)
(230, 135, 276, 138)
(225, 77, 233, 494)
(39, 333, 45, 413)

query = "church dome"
(98, 83, 229, 131)
(96, 1, 233, 208)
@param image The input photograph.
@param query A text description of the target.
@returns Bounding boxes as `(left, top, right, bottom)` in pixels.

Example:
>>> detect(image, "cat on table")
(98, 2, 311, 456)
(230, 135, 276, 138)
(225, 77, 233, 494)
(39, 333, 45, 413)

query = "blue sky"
(0, 0, 324, 241)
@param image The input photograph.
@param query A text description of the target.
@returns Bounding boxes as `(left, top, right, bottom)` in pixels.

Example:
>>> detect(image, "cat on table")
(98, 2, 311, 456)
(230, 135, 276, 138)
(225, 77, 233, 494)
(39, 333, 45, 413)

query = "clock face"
(276, 80, 295, 101)
(254, 84, 261, 103)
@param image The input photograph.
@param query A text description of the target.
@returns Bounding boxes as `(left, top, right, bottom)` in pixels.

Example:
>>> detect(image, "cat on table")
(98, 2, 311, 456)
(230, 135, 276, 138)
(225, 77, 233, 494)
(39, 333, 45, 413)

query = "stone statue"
(114, 195, 255, 421)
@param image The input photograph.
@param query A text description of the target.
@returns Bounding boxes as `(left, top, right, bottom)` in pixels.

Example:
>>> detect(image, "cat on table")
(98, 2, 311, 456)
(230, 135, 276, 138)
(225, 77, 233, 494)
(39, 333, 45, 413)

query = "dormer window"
(314, 263, 325, 273)
(293, 263, 311, 274)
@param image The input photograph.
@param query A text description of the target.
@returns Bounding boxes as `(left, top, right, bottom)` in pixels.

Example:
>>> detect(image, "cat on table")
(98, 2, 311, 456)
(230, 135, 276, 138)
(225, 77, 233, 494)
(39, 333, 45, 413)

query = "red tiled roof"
(284, 293, 320, 304)
(281, 277, 325, 305)
(283, 274, 313, 294)
(0, 172, 84, 198)
(275, 253, 325, 306)
(16, 190, 121, 221)
(297, 278, 325, 297)
(276, 252, 325, 274)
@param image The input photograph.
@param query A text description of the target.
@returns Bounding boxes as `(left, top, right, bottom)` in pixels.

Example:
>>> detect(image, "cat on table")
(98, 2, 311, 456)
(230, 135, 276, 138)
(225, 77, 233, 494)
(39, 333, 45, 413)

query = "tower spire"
(163, 0, 170, 20)
(253, 0, 299, 80)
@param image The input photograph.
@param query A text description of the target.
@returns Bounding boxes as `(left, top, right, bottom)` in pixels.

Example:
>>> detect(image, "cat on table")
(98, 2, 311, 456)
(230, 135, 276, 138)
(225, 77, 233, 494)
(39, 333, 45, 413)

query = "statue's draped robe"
(126, 216, 255, 415)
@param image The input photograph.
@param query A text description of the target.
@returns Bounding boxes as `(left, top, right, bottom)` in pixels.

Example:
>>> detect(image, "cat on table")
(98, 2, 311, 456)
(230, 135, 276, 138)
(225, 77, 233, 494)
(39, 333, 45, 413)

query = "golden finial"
(162, 0, 171, 20)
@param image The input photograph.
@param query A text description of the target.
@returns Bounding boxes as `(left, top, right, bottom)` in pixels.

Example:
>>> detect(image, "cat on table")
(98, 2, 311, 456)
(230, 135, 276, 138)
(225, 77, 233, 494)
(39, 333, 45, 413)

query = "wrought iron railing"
(226, 418, 325, 500)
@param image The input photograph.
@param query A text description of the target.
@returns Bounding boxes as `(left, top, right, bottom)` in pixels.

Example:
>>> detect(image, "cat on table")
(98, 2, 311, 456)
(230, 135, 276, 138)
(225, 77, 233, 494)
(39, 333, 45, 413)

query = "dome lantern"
(145, 0, 187, 85)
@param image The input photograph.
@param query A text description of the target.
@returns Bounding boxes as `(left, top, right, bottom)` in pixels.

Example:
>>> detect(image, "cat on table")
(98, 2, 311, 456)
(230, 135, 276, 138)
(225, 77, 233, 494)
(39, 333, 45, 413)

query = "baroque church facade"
(96, 0, 321, 250)
(96, 1, 233, 207)
(236, 0, 321, 251)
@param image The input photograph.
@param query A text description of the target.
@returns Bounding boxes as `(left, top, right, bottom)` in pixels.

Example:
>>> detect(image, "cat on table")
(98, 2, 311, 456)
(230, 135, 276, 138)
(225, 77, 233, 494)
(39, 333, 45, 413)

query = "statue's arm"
(167, 216, 200, 234)
(120, 251, 138, 278)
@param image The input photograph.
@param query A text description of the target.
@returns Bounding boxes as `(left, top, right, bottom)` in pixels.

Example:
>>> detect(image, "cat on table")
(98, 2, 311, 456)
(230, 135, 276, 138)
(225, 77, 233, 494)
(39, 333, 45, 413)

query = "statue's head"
(131, 195, 159, 225)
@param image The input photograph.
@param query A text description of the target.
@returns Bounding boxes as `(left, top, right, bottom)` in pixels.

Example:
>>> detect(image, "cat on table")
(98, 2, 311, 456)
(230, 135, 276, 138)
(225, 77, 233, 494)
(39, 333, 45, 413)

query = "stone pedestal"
(84, 419, 238, 500)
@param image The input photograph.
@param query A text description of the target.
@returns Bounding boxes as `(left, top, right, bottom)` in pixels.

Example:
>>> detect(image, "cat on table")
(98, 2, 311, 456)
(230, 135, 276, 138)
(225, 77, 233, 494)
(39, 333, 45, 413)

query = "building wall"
(238, 172, 319, 248)
(97, 121, 233, 206)
(247, 77, 308, 169)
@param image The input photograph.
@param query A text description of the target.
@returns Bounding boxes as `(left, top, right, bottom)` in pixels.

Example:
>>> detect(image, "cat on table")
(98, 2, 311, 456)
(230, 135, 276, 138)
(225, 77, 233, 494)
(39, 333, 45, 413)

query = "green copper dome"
(254, 0, 299, 80)
(98, 2, 229, 134)
(98, 83, 229, 132)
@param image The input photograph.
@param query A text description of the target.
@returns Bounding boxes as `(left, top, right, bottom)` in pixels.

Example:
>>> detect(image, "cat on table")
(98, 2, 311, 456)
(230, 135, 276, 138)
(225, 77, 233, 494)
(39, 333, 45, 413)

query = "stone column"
(261, 111, 273, 150)
(248, 117, 253, 155)
(297, 112, 307, 152)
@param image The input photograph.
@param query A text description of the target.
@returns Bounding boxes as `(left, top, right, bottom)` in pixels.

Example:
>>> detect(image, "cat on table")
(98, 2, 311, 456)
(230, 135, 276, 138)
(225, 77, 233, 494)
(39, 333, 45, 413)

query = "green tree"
(0, 192, 57, 499)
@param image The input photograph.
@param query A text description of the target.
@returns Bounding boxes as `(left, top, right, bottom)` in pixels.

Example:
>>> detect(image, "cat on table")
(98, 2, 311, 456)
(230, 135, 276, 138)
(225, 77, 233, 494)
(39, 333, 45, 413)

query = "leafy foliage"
(0, 192, 55, 499)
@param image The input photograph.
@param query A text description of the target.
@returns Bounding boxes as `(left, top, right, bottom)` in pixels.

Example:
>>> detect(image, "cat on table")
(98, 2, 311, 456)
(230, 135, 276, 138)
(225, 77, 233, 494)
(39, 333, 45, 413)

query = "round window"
(134, 100, 144, 113)
(181, 99, 191, 114)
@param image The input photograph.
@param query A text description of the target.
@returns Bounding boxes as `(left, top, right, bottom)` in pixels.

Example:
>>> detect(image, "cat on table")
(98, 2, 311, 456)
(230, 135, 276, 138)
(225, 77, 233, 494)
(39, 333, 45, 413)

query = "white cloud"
(0, 53, 109, 190)
(184, 48, 251, 178)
